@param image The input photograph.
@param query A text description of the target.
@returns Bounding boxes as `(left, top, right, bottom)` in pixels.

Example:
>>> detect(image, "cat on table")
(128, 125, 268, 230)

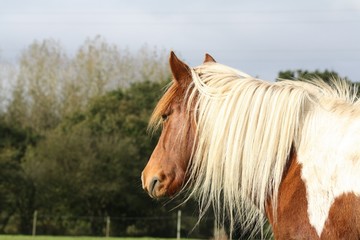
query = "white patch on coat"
(297, 103, 360, 236)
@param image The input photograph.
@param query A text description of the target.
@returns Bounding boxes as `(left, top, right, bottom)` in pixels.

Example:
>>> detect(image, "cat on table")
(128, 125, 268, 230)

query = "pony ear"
(204, 53, 216, 63)
(169, 51, 192, 87)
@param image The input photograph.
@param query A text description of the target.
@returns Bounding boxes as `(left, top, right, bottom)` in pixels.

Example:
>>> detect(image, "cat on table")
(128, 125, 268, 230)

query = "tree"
(278, 69, 349, 82)
(277, 69, 360, 96)
(0, 121, 38, 234)
(22, 79, 174, 236)
(65, 36, 169, 117)
(1, 36, 172, 235)
(7, 37, 170, 131)
(0, 60, 17, 113)
(7, 39, 68, 132)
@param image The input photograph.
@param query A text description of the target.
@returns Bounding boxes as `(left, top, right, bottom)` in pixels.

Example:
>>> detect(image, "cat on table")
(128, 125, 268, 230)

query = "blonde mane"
(148, 82, 180, 131)
(183, 63, 358, 236)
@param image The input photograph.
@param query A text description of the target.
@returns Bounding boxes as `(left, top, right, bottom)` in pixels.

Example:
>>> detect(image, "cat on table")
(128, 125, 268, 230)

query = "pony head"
(141, 52, 215, 198)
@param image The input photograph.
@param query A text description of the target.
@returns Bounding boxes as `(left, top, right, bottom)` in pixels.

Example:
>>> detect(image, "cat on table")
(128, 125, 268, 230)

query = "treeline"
(0, 36, 357, 238)
(0, 36, 211, 237)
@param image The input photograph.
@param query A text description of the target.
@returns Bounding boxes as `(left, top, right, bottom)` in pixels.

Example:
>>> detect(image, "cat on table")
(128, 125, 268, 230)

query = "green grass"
(0, 237, 175, 240)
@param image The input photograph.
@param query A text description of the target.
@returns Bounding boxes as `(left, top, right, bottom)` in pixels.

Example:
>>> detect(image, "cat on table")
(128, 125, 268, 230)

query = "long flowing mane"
(185, 63, 359, 236)
(185, 63, 310, 235)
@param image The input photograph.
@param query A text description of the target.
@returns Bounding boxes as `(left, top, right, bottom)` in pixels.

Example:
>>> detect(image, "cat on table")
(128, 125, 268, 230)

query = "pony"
(141, 52, 360, 239)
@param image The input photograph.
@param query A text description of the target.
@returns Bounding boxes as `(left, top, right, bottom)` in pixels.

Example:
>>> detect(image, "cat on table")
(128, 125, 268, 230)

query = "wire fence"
(28, 210, 217, 239)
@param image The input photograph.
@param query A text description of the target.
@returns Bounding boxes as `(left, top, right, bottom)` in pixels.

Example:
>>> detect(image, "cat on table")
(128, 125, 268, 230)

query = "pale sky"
(1, 0, 360, 81)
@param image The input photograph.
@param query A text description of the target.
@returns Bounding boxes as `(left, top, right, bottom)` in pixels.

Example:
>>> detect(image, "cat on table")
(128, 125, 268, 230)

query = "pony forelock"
(148, 81, 179, 133)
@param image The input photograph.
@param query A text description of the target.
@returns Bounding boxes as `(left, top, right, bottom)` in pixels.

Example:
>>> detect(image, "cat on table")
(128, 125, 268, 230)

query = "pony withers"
(141, 52, 360, 239)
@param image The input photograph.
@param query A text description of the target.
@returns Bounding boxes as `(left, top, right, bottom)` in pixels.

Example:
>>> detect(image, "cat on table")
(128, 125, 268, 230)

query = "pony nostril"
(149, 177, 160, 197)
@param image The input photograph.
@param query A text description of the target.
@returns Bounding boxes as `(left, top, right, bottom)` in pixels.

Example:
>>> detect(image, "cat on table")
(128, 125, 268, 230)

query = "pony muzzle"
(141, 172, 163, 198)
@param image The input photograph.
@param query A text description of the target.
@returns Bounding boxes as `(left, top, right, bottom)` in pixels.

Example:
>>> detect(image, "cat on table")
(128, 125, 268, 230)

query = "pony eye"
(161, 114, 168, 121)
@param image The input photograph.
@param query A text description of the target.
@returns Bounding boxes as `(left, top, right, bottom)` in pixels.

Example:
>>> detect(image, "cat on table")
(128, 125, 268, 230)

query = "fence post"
(32, 210, 37, 236)
(177, 210, 181, 239)
(105, 216, 110, 237)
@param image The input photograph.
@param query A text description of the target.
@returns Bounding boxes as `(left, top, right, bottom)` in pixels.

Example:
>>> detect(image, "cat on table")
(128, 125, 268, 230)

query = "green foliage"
(0, 37, 172, 236)
(0, 121, 38, 234)
(277, 69, 360, 97)
(4, 36, 170, 132)
(21, 80, 173, 236)
(278, 69, 349, 82)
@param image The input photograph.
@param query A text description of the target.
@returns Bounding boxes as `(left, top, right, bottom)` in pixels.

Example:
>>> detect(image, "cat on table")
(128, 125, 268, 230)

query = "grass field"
(0, 237, 175, 240)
